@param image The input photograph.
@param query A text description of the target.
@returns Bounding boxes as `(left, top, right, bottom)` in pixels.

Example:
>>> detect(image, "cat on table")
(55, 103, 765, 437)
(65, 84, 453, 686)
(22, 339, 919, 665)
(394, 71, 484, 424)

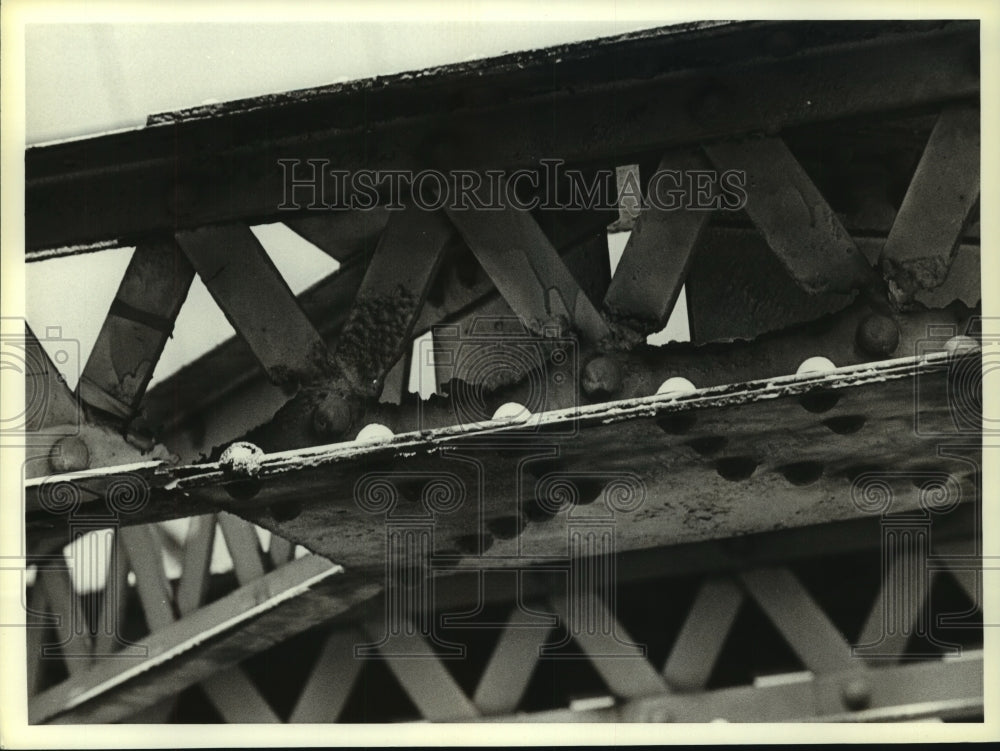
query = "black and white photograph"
(1, 0, 997, 744)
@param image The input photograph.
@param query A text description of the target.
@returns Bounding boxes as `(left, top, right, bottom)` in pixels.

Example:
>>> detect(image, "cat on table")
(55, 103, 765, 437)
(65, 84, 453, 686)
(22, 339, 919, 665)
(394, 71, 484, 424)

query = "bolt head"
(312, 394, 352, 438)
(49, 436, 89, 473)
(582, 357, 623, 399)
(841, 677, 872, 710)
(856, 314, 900, 357)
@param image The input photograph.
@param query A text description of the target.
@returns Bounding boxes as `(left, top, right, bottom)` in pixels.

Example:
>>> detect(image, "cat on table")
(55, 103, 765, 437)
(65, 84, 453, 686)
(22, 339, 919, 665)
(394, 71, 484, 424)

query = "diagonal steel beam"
(217, 512, 266, 585)
(283, 208, 391, 263)
(361, 618, 481, 721)
(237, 205, 453, 450)
(662, 576, 744, 691)
(880, 105, 980, 306)
(444, 176, 611, 344)
(289, 628, 365, 723)
(549, 593, 670, 699)
(76, 239, 195, 424)
(29, 557, 381, 724)
(328, 204, 453, 396)
(740, 567, 860, 675)
(604, 149, 713, 336)
(473, 608, 555, 715)
(432, 231, 609, 393)
(175, 224, 333, 389)
(703, 137, 876, 296)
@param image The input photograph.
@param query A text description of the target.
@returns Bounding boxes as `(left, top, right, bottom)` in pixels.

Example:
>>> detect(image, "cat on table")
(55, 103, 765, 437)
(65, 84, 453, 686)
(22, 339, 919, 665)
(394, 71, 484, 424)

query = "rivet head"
(797, 356, 836, 376)
(219, 441, 265, 479)
(582, 357, 623, 399)
(841, 677, 872, 710)
(355, 423, 394, 443)
(493, 402, 531, 423)
(945, 335, 980, 358)
(656, 376, 696, 397)
(312, 394, 352, 438)
(856, 314, 900, 357)
(49, 436, 90, 473)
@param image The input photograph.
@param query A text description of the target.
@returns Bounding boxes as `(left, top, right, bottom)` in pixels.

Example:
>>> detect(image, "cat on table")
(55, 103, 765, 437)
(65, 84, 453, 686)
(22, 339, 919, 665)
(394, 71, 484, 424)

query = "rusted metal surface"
(410, 297, 974, 435)
(914, 242, 980, 309)
(94, 226, 979, 460)
(24, 420, 175, 482)
(329, 205, 452, 395)
(252, 207, 453, 445)
(432, 231, 610, 395)
(25, 352, 980, 571)
(686, 227, 979, 344)
(687, 227, 859, 344)
(142, 208, 612, 460)
(323, 498, 978, 626)
(880, 105, 981, 306)
(19, 17, 985, 726)
(25, 22, 977, 258)
(703, 137, 876, 296)
(140, 257, 366, 456)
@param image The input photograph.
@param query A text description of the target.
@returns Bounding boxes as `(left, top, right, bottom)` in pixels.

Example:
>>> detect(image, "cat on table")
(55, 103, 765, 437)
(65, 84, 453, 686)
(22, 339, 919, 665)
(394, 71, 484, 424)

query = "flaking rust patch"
(267, 340, 341, 394)
(266, 364, 300, 393)
(882, 256, 952, 308)
(601, 307, 660, 350)
(109, 360, 153, 406)
(335, 285, 417, 392)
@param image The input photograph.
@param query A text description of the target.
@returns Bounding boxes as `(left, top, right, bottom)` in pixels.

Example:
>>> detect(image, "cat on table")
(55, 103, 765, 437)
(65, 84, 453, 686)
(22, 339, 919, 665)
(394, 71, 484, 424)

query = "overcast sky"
(25, 21, 665, 144)
(24, 19, 686, 395)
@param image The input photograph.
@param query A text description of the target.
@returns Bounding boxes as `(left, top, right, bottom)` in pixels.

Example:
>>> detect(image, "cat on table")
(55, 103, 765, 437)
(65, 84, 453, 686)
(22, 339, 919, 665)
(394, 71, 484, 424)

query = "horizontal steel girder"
(26, 21, 977, 257)
(25, 351, 982, 573)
